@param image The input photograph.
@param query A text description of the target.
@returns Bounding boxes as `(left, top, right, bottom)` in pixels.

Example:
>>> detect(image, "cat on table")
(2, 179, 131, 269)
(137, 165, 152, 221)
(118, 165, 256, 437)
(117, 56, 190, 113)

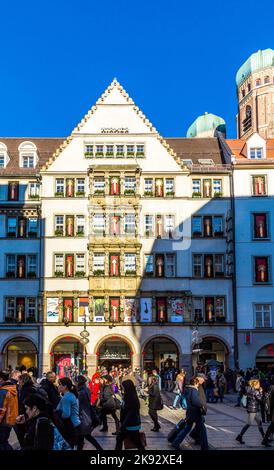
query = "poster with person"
(47, 298, 59, 322)
(124, 298, 137, 323)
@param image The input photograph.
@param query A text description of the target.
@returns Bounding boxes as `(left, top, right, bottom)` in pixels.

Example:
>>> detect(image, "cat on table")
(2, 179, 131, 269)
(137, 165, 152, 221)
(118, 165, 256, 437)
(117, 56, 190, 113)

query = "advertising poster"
(46, 298, 59, 323)
(140, 298, 152, 322)
(169, 297, 185, 323)
(94, 298, 105, 322)
(124, 298, 137, 323)
(78, 297, 89, 322)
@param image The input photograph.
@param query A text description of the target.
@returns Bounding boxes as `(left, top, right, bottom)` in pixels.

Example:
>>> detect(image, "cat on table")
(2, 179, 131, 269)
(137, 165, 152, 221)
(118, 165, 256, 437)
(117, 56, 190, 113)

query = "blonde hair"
(249, 379, 260, 388)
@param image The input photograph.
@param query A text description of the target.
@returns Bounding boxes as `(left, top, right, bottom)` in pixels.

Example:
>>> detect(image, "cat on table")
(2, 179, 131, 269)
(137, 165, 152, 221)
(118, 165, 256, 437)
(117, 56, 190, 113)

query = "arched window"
(18, 142, 38, 169)
(0, 142, 9, 168)
(264, 76, 270, 84)
(242, 105, 252, 133)
(247, 83, 251, 92)
(242, 89, 245, 98)
(255, 78, 261, 87)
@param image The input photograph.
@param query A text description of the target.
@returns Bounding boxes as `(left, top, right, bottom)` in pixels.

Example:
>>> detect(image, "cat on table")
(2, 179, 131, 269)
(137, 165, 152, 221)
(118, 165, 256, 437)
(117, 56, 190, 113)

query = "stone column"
(86, 353, 97, 376)
(41, 353, 51, 373)
(104, 295, 109, 321)
(133, 352, 142, 371)
(89, 295, 94, 321)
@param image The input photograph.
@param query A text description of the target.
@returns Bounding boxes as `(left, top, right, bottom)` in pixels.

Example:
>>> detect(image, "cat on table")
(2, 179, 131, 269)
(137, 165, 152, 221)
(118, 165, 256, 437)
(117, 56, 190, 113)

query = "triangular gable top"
(42, 79, 182, 171)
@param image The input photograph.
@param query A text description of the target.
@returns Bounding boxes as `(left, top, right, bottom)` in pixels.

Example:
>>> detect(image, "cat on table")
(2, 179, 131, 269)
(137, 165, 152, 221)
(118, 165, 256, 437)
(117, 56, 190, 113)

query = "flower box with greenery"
(192, 192, 202, 198)
(95, 152, 104, 157)
(124, 189, 135, 196)
(55, 229, 64, 237)
(93, 269, 105, 276)
(94, 189, 105, 196)
(125, 270, 136, 276)
(145, 230, 153, 237)
(126, 151, 135, 157)
(28, 231, 37, 238)
(55, 271, 64, 277)
(84, 152, 94, 157)
(166, 191, 175, 197)
(76, 191, 85, 197)
(27, 272, 37, 279)
(55, 192, 64, 197)
(75, 271, 85, 278)
(136, 152, 145, 157)
(144, 191, 153, 197)
(29, 194, 39, 200)
(116, 152, 124, 157)
(214, 192, 223, 198)
(6, 272, 15, 278)
(106, 152, 114, 157)
(76, 230, 84, 237)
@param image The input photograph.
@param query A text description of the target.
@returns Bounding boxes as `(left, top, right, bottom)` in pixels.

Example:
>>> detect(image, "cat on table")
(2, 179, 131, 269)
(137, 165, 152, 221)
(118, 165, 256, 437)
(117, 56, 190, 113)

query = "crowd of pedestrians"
(0, 363, 273, 451)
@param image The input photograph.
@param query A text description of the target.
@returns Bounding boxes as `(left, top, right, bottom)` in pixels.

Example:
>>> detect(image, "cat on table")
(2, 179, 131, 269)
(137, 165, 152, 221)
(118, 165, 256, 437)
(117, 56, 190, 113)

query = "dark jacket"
(185, 385, 202, 421)
(20, 414, 54, 450)
(40, 379, 60, 409)
(120, 401, 141, 431)
(246, 386, 263, 413)
(78, 384, 92, 415)
(267, 384, 274, 422)
(99, 384, 116, 411)
(198, 384, 207, 414)
(19, 383, 38, 414)
(148, 383, 162, 410)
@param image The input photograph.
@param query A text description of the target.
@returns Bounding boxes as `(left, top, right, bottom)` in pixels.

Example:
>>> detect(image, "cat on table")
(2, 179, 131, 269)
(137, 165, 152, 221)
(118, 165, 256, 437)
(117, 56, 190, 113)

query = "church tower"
(236, 48, 274, 138)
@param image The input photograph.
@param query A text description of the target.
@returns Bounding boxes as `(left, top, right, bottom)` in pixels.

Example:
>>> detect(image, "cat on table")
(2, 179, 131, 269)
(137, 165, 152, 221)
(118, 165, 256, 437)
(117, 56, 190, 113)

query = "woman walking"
(170, 369, 186, 410)
(262, 376, 274, 447)
(236, 379, 265, 444)
(147, 376, 162, 432)
(99, 375, 120, 435)
(56, 377, 81, 448)
(76, 375, 103, 450)
(115, 380, 145, 450)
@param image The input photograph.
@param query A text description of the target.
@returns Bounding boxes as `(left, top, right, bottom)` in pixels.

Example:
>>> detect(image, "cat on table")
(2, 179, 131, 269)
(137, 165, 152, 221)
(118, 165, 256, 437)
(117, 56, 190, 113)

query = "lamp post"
(80, 313, 90, 374)
(192, 315, 203, 371)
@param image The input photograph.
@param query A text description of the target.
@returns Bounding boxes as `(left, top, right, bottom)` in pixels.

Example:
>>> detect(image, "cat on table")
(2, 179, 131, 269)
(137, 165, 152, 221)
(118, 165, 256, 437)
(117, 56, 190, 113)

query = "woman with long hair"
(75, 375, 102, 450)
(56, 377, 81, 448)
(115, 379, 145, 450)
(236, 379, 265, 444)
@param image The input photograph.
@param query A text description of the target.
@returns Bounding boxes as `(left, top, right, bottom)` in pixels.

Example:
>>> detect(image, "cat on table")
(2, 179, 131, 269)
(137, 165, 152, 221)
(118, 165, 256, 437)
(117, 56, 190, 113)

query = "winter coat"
(185, 385, 203, 422)
(88, 380, 100, 405)
(78, 384, 92, 415)
(99, 384, 116, 411)
(267, 384, 274, 422)
(148, 383, 162, 410)
(19, 413, 54, 450)
(198, 384, 207, 414)
(0, 381, 18, 426)
(246, 386, 263, 413)
(120, 401, 141, 431)
(40, 379, 60, 409)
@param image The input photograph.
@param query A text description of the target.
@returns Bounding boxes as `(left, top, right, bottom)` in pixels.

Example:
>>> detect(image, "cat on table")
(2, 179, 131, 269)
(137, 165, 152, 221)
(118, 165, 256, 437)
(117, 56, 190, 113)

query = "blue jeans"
(206, 388, 214, 402)
(173, 418, 208, 450)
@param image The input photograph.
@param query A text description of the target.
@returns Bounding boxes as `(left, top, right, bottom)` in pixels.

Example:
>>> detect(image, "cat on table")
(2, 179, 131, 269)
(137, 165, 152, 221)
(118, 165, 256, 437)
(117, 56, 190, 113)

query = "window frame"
(254, 303, 272, 328)
(252, 212, 270, 240)
(253, 256, 271, 284)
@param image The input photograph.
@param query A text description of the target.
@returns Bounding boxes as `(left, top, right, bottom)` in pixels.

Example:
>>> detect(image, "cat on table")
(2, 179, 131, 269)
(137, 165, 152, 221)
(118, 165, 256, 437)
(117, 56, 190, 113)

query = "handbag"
(113, 395, 121, 410)
(79, 408, 92, 435)
(124, 431, 147, 449)
(90, 405, 102, 429)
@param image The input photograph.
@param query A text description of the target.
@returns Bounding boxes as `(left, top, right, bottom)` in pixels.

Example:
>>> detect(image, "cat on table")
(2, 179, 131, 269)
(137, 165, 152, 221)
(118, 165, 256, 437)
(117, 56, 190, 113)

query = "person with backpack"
(115, 379, 145, 450)
(56, 377, 81, 448)
(99, 375, 120, 435)
(0, 371, 18, 450)
(236, 379, 265, 444)
(75, 375, 102, 450)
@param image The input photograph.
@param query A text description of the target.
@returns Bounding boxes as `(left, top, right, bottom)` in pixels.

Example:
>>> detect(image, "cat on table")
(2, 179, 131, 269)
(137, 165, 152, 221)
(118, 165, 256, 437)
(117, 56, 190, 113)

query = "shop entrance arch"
(142, 336, 179, 372)
(196, 337, 229, 371)
(51, 336, 84, 378)
(2, 337, 38, 371)
(256, 344, 274, 372)
(97, 337, 132, 370)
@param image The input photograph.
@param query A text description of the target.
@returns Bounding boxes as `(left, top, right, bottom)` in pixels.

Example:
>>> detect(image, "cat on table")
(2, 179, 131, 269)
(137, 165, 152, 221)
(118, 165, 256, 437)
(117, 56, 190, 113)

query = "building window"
(6, 255, 16, 277)
(213, 180, 222, 195)
(252, 175, 266, 196)
(165, 178, 174, 195)
(85, 144, 93, 156)
(29, 182, 40, 198)
(213, 216, 223, 236)
(110, 177, 120, 195)
(215, 297, 225, 321)
(28, 218, 38, 238)
(27, 255, 37, 278)
(55, 216, 64, 236)
(193, 298, 204, 323)
(247, 83, 251, 92)
(264, 76, 270, 84)
(55, 179, 64, 196)
(126, 145, 135, 157)
(145, 255, 153, 275)
(166, 254, 175, 277)
(93, 177, 105, 194)
(124, 214, 135, 234)
(75, 254, 85, 274)
(144, 178, 153, 195)
(255, 78, 261, 86)
(193, 254, 202, 278)
(26, 298, 36, 322)
(203, 216, 212, 237)
(0, 154, 5, 167)
(192, 217, 202, 237)
(250, 148, 263, 159)
(125, 254, 136, 274)
(136, 144, 144, 156)
(76, 216, 85, 236)
(109, 254, 119, 276)
(144, 215, 154, 236)
(106, 145, 114, 156)
(203, 179, 212, 198)
(7, 217, 17, 237)
(242, 89, 245, 98)
(156, 298, 167, 322)
(254, 214, 268, 239)
(76, 178, 85, 195)
(22, 155, 34, 168)
(164, 215, 175, 237)
(8, 182, 19, 201)
(192, 179, 201, 196)
(93, 253, 105, 274)
(124, 176, 136, 194)
(255, 304, 271, 328)
(116, 145, 124, 156)
(96, 145, 104, 156)
(242, 105, 252, 133)
(254, 256, 270, 283)
(55, 255, 64, 275)
(93, 214, 105, 234)
(214, 254, 224, 277)
(5, 298, 16, 321)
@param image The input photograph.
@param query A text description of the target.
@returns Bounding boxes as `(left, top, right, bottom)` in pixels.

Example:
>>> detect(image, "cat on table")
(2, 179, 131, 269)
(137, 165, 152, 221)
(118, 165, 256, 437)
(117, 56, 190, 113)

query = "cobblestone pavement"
(9, 392, 274, 451)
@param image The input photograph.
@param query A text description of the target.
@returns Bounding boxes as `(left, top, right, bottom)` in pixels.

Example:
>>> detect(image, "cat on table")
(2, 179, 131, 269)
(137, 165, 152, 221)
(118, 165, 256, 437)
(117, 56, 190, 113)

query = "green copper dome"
(187, 112, 226, 138)
(236, 48, 274, 87)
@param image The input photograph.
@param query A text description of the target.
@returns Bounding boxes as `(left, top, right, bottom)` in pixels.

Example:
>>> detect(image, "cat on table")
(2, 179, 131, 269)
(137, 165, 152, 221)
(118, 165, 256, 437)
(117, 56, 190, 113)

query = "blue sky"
(0, 0, 273, 138)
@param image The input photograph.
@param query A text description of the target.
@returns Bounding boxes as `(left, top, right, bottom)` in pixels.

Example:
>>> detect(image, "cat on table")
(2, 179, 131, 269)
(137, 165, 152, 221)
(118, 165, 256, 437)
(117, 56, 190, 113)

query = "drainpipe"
(230, 165, 239, 369)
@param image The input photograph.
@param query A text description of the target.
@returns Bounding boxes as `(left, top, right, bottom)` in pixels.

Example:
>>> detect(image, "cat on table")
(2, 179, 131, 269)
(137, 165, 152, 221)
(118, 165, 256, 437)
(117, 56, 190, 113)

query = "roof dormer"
(18, 141, 38, 168)
(246, 133, 266, 159)
(0, 142, 9, 168)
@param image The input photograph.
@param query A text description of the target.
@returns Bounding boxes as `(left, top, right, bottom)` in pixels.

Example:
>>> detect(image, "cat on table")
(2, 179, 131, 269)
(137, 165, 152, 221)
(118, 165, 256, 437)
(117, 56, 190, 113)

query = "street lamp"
(192, 315, 203, 370)
(80, 313, 90, 374)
